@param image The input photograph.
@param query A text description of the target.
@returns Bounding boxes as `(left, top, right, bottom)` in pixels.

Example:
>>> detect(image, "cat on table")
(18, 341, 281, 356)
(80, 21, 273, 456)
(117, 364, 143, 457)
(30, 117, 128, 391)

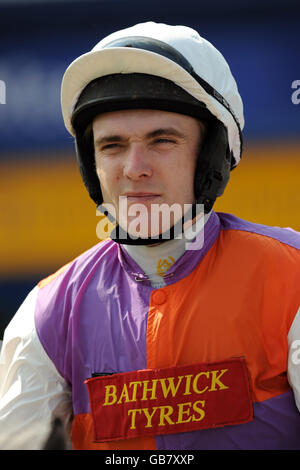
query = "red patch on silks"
(85, 358, 253, 442)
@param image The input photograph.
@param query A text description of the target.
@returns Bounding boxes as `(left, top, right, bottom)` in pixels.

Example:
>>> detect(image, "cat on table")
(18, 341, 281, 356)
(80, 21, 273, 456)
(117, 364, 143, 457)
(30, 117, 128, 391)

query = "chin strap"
(98, 203, 206, 246)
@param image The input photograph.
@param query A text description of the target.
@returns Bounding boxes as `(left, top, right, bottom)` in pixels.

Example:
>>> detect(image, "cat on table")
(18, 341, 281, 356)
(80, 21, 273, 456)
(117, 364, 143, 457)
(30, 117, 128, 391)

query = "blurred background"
(0, 0, 299, 337)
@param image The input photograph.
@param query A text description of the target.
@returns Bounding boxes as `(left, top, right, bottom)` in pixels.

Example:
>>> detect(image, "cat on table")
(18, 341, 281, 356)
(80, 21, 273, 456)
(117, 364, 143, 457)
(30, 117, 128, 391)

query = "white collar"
(123, 211, 211, 287)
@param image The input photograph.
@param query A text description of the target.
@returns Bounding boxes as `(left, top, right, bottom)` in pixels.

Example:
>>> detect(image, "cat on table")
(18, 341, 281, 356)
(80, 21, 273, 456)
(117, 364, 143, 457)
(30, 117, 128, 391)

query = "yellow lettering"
(183, 374, 193, 395)
(117, 383, 130, 404)
(129, 381, 142, 401)
(193, 372, 209, 394)
(158, 405, 174, 426)
(103, 385, 117, 406)
(176, 402, 192, 424)
(209, 369, 229, 391)
(128, 408, 142, 429)
(141, 407, 159, 428)
(160, 376, 183, 398)
(141, 379, 158, 401)
(192, 400, 206, 421)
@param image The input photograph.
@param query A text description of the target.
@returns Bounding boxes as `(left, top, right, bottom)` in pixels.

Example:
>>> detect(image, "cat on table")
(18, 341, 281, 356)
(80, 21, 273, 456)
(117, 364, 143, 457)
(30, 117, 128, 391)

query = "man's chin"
(101, 199, 203, 241)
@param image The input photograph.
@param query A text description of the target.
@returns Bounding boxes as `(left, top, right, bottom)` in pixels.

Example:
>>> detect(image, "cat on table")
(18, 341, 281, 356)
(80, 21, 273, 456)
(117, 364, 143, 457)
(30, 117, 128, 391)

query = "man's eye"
(101, 143, 120, 151)
(154, 138, 175, 144)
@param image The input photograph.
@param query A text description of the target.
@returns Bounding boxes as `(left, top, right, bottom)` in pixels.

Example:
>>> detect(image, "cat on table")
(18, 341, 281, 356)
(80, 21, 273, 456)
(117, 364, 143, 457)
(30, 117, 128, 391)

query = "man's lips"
(122, 193, 161, 202)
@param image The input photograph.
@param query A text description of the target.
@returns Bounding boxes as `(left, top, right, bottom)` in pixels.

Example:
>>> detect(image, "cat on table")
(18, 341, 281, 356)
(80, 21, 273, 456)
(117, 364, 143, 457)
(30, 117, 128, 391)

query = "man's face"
(93, 109, 205, 238)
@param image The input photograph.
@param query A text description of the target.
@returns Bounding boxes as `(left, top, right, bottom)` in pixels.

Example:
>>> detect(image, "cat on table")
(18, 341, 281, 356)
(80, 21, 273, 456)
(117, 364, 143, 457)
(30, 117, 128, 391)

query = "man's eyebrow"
(146, 128, 185, 139)
(94, 135, 126, 146)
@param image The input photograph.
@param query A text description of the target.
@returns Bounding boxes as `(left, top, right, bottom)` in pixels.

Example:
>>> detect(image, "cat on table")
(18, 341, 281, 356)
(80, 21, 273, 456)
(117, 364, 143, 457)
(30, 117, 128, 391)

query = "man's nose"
(123, 144, 152, 180)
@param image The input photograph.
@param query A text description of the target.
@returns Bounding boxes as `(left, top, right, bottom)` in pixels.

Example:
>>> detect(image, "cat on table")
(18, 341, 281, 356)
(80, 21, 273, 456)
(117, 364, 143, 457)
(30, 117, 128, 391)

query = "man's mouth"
(122, 193, 161, 202)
